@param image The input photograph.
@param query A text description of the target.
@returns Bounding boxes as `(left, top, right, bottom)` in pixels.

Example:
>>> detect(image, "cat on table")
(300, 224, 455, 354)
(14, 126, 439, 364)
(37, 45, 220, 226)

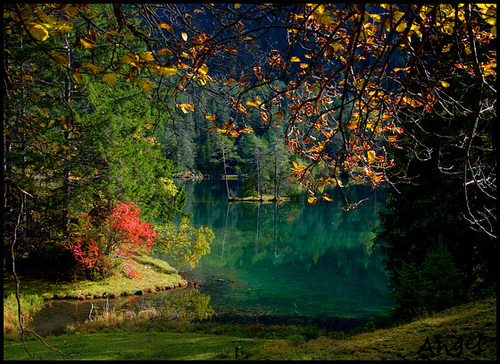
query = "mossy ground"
(3, 254, 185, 301)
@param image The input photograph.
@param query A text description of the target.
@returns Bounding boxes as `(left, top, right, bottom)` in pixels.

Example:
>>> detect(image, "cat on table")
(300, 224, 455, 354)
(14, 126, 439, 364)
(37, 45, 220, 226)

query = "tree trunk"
(273, 144, 278, 201)
(62, 49, 72, 236)
(222, 147, 230, 200)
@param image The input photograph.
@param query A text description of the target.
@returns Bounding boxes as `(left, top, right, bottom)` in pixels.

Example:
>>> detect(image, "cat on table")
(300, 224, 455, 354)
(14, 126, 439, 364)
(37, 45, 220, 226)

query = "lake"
(158, 179, 394, 328)
(30, 179, 394, 335)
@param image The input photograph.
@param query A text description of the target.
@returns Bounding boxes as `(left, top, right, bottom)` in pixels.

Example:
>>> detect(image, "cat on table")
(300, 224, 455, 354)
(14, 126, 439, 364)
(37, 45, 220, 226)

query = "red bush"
(63, 202, 157, 279)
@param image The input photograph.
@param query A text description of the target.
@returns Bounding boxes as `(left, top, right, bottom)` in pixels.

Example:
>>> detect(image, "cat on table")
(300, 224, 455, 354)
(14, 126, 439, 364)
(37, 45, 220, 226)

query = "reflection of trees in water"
(31, 288, 214, 335)
(132, 288, 214, 321)
(208, 185, 386, 268)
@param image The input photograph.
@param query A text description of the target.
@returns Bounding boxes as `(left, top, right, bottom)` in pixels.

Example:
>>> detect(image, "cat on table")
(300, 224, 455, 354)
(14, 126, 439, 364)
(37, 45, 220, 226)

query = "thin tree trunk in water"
(274, 144, 278, 201)
(255, 203, 260, 253)
(221, 202, 229, 260)
(222, 147, 230, 200)
(256, 152, 260, 197)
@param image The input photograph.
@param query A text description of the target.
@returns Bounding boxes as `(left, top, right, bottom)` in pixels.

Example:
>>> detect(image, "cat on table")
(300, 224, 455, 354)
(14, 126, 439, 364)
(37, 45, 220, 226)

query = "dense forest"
(3, 3, 496, 335)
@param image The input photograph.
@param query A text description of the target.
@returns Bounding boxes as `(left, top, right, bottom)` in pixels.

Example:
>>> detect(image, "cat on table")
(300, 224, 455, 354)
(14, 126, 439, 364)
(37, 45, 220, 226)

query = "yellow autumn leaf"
(81, 38, 96, 49)
(73, 72, 83, 84)
(139, 79, 155, 92)
(27, 24, 49, 42)
(178, 103, 195, 113)
(199, 65, 209, 75)
(290, 56, 301, 62)
(140, 51, 155, 62)
(354, 78, 367, 90)
(182, 32, 188, 41)
(52, 52, 69, 66)
(307, 145, 324, 153)
(42, 108, 49, 115)
(367, 150, 376, 161)
(48, 120, 55, 128)
(442, 44, 452, 53)
(307, 197, 318, 205)
(159, 67, 177, 76)
(441, 81, 450, 87)
(235, 4, 241, 9)
(317, 12, 336, 26)
(369, 13, 381, 23)
(121, 54, 138, 65)
(246, 100, 260, 108)
(292, 161, 305, 172)
(82, 63, 103, 74)
(396, 20, 407, 32)
(55, 21, 73, 34)
(323, 195, 333, 202)
(205, 114, 216, 121)
(102, 73, 117, 86)
(158, 47, 172, 55)
(276, 111, 285, 120)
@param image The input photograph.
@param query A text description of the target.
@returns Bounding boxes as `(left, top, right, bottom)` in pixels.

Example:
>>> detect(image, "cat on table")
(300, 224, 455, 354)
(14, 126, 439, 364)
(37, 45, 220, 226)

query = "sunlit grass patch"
(3, 331, 263, 360)
(3, 294, 45, 339)
(3, 254, 186, 300)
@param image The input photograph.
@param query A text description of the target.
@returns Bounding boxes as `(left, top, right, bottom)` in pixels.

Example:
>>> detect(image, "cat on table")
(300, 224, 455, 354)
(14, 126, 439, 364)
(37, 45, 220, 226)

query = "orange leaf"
(158, 22, 171, 31)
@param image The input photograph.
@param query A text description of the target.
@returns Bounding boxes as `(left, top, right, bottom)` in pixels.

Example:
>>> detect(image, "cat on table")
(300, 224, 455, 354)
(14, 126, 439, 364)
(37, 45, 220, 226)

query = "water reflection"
(30, 287, 213, 336)
(167, 180, 393, 320)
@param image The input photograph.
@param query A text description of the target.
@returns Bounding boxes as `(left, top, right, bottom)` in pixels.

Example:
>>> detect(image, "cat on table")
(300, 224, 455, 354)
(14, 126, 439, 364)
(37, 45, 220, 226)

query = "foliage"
(390, 243, 463, 317)
(4, 3, 495, 231)
(155, 218, 214, 268)
(63, 202, 157, 280)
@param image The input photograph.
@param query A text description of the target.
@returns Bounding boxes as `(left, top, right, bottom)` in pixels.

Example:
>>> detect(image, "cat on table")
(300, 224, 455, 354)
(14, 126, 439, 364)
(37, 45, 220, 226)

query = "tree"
(239, 133, 268, 197)
(6, 4, 494, 229)
(136, 3, 495, 235)
(211, 133, 241, 199)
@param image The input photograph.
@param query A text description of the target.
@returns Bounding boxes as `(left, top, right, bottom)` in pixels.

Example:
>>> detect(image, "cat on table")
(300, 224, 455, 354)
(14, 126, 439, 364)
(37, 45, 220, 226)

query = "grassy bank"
(3, 254, 186, 301)
(3, 254, 186, 339)
(228, 194, 292, 203)
(3, 296, 496, 360)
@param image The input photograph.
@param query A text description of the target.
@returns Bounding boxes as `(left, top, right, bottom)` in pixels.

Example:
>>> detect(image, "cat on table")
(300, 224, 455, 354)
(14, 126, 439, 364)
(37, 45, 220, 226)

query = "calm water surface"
(161, 179, 394, 322)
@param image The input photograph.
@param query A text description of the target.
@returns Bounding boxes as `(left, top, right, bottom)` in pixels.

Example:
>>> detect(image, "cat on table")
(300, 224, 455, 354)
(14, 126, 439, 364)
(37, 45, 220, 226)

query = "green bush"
(391, 243, 463, 316)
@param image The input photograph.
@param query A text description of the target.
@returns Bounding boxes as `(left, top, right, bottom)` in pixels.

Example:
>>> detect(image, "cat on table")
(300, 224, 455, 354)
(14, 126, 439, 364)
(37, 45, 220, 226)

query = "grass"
(3, 296, 496, 360)
(3, 254, 186, 301)
(3, 331, 263, 360)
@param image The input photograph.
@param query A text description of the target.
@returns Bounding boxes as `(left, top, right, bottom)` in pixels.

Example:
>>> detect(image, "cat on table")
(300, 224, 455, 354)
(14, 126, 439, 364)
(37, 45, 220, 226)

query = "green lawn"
(4, 297, 496, 360)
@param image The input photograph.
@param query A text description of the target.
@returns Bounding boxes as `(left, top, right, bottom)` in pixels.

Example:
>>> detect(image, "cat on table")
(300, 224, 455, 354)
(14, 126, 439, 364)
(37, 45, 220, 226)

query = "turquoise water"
(165, 179, 394, 321)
